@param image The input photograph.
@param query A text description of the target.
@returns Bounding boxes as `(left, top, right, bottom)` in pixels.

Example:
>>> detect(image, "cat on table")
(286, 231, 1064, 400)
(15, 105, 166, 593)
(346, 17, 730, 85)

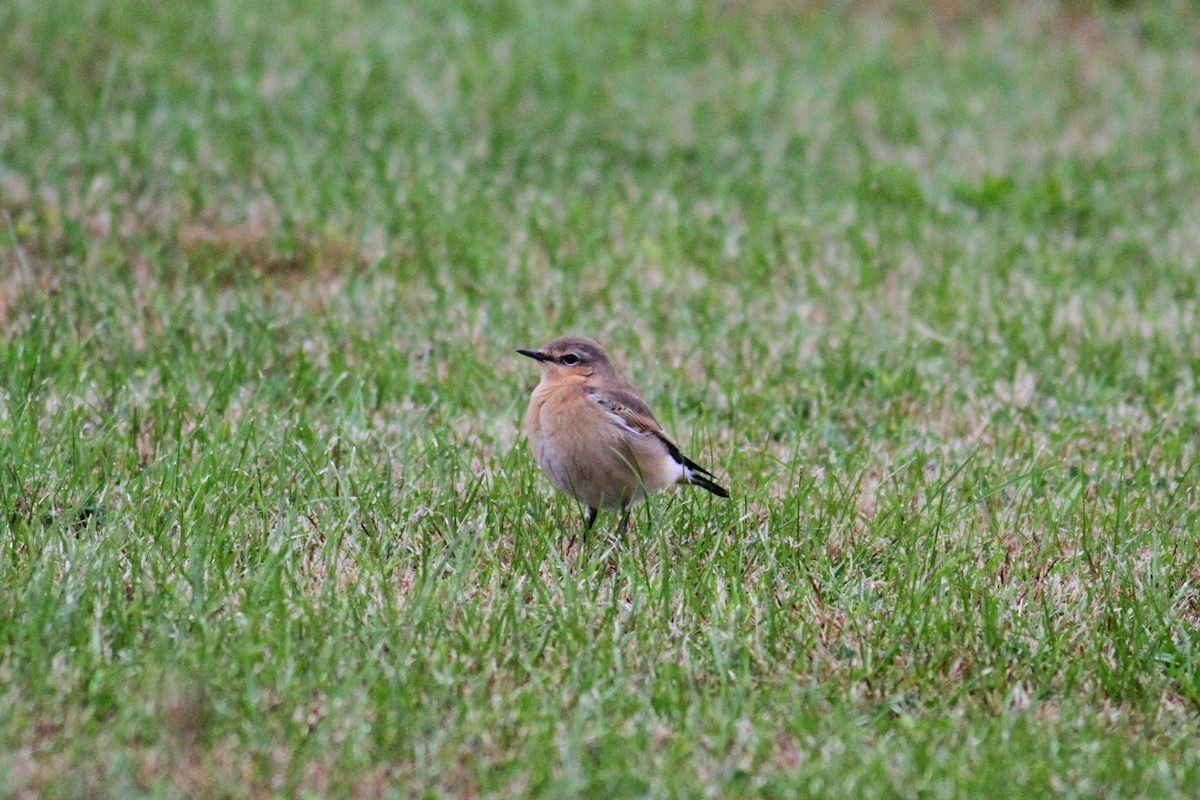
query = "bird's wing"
(584, 385, 719, 480)
(585, 385, 663, 435)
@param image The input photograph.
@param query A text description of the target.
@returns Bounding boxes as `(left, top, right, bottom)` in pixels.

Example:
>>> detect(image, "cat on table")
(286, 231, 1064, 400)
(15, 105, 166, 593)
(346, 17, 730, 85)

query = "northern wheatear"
(518, 335, 729, 537)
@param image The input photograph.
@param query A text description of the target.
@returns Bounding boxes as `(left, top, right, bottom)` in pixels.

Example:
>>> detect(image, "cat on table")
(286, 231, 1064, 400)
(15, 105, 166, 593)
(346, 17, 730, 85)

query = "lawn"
(2, 0, 1200, 797)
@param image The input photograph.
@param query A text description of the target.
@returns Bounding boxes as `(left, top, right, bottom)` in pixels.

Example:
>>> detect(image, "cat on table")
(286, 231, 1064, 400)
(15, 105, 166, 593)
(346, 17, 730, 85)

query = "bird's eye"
(561, 354, 580, 365)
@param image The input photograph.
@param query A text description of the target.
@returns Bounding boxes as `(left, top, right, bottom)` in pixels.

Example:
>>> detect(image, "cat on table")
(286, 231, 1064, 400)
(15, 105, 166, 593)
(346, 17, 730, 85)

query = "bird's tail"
(682, 456, 730, 498)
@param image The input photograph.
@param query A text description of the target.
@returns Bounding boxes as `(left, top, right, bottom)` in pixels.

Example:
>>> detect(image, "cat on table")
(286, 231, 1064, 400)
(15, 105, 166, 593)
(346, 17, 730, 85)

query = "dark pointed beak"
(517, 349, 549, 362)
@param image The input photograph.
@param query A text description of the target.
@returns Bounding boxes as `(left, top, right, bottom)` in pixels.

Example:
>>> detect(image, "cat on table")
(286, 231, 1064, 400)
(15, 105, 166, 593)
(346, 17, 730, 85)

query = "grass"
(3, 0, 1200, 796)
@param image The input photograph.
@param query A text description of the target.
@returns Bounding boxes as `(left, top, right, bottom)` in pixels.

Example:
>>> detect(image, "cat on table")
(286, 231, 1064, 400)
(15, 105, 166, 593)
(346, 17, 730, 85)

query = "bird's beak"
(517, 349, 549, 362)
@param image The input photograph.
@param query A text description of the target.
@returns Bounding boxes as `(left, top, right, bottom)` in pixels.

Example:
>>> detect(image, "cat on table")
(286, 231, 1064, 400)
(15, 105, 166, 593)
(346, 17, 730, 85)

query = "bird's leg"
(615, 507, 632, 540)
(578, 506, 598, 546)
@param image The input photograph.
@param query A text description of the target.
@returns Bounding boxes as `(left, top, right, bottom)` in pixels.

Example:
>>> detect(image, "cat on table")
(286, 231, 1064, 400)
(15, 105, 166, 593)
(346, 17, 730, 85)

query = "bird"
(518, 335, 729, 538)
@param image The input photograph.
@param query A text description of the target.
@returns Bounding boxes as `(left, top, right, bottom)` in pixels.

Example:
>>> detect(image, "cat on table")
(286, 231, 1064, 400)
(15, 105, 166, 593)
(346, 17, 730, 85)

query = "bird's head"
(518, 335, 616, 380)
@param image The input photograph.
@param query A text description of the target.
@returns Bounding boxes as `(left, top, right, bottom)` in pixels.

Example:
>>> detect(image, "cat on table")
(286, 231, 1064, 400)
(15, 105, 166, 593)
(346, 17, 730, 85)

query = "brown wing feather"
(585, 385, 661, 432)
(584, 385, 728, 496)
(584, 385, 693, 466)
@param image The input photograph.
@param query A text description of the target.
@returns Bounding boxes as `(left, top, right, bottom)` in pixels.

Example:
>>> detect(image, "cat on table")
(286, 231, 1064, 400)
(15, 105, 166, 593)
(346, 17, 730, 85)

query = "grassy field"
(3, 0, 1200, 797)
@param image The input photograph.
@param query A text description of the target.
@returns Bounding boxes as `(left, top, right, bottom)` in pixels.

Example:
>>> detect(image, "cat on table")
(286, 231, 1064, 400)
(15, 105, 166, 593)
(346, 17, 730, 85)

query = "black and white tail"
(681, 455, 730, 498)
